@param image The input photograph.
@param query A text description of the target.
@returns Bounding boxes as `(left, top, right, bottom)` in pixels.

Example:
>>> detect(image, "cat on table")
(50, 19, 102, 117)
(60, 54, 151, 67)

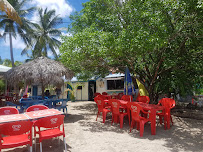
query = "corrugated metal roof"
(71, 73, 124, 82)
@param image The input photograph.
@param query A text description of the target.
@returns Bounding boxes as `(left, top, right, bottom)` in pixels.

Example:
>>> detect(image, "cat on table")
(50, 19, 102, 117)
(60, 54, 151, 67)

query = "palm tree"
(0, 0, 35, 67)
(22, 8, 62, 59)
(0, 0, 21, 25)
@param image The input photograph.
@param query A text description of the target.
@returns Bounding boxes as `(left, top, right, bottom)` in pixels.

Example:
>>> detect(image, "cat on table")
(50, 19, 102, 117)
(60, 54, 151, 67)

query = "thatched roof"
(5, 57, 74, 86)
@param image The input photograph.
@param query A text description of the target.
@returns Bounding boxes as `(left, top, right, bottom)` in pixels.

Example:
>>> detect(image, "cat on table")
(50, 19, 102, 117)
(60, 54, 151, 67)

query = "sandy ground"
(2, 101, 203, 152)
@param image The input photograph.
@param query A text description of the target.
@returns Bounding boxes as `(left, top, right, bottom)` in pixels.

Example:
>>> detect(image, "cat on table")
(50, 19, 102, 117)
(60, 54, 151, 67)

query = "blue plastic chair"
(54, 99, 68, 113)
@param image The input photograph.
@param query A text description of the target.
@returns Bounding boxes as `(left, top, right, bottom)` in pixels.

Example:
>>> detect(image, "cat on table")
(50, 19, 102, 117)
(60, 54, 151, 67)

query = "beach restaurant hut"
(69, 73, 139, 101)
(5, 57, 73, 98)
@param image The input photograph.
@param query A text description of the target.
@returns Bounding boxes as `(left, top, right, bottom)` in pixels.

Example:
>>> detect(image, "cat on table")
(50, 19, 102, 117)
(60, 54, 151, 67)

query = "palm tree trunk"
(9, 32, 15, 67)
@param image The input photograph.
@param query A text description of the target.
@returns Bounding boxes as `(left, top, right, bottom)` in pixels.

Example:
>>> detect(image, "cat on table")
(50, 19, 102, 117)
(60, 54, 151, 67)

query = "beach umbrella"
(5, 56, 73, 98)
(124, 67, 136, 96)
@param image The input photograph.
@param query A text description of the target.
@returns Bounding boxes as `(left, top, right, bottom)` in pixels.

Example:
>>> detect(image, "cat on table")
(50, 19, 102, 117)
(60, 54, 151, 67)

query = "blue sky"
(0, 0, 89, 62)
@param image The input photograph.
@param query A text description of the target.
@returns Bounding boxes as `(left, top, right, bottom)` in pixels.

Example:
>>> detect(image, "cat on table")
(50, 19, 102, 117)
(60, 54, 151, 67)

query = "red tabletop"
(25, 109, 64, 119)
(0, 113, 29, 124)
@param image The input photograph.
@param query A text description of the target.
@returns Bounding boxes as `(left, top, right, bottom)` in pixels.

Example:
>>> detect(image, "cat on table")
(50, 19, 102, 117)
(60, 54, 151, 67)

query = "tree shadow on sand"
(64, 113, 85, 123)
(1, 138, 72, 152)
(71, 102, 203, 152)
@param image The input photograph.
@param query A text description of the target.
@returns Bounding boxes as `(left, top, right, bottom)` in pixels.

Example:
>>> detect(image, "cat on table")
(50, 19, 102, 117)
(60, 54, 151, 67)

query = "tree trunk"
(9, 32, 15, 67)
(41, 82, 45, 100)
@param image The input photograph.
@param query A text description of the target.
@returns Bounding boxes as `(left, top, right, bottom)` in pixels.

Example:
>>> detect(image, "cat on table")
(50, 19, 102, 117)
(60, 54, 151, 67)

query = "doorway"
(88, 81, 96, 101)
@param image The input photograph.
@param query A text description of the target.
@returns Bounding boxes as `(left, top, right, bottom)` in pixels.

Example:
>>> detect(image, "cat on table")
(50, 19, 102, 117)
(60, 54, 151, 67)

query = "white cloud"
(31, 0, 74, 19)
(0, 34, 26, 50)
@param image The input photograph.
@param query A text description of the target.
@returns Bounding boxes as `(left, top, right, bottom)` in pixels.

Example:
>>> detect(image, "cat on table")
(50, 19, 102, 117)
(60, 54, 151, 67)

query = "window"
(107, 80, 124, 90)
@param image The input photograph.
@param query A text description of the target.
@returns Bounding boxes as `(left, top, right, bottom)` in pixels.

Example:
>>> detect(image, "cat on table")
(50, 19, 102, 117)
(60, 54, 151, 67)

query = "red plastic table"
(25, 108, 64, 119)
(0, 113, 29, 124)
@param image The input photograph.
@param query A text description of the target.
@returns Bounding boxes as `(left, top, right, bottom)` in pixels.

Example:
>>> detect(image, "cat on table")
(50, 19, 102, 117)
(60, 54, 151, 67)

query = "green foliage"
(60, 0, 203, 102)
(0, 80, 5, 93)
(22, 8, 62, 59)
(1, 59, 22, 67)
(65, 82, 84, 102)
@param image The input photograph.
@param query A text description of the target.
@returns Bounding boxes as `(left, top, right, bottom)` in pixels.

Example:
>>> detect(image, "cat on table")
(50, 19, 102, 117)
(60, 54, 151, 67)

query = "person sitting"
(44, 90, 50, 97)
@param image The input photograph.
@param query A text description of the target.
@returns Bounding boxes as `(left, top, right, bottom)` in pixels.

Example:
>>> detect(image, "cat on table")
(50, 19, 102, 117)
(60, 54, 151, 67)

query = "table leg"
(149, 110, 157, 135)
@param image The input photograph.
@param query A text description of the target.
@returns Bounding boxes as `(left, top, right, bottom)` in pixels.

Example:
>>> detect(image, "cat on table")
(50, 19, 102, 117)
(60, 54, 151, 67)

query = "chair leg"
(120, 115, 124, 128)
(40, 142, 42, 152)
(159, 115, 163, 125)
(170, 115, 173, 125)
(130, 120, 134, 132)
(64, 137, 67, 152)
(139, 121, 145, 137)
(30, 145, 32, 152)
(35, 137, 37, 152)
(96, 111, 100, 121)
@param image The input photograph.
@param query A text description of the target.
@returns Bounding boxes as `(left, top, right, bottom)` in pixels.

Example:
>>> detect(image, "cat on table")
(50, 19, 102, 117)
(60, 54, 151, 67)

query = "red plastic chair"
(26, 105, 49, 112)
(129, 102, 149, 137)
(136, 96, 150, 104)
(109, 99, 128, 128)
(94, 96, 111, 123)
(94, 92, 101, 98)
(102, 92, 108, 95)
(0, 107, 19, 115)
(157, 98, 176, 129)
(34, 115, 66, 152)
(0, 120, 33, 152)
(121, 95, 133, 102)
(117, 92, 124, 99)
(5, 96, 13, 101)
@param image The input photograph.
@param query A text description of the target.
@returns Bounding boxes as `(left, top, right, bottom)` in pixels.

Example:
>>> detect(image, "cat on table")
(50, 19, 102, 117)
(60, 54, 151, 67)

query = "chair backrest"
(97, 95, 111, 100)
(35, 115, 65, 129)
(117, 92, 124, 99)
(0, 107, 19, 115)
(94, 92, 101, 97)
(121, 95, 133, 102)
(109, 99, 121, 115)
(129, 102, 143, 121)
(20, 98, 32, 102)
(5, 96, 13, 101)
(26, 105, 49, 112)
(102, 92, 108, 95)
(94, 96, 106, 112)
(0, 120, 33, 136)
(136, 96, 150, 104)
(61, 99, 68, 107)
(158, 98, 176, 110)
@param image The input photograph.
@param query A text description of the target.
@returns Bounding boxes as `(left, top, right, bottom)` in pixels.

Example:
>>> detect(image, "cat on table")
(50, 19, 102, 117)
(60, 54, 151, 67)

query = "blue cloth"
(124, 67, 136, 95)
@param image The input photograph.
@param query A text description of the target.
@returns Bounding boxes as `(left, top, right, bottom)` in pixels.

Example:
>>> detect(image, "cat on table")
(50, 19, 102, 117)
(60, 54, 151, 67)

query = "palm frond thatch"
(5, 57, 74, 86)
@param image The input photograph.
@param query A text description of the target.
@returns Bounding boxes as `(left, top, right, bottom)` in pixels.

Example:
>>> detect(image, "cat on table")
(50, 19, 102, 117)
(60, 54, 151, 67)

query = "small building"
(70, 73, 138, 101)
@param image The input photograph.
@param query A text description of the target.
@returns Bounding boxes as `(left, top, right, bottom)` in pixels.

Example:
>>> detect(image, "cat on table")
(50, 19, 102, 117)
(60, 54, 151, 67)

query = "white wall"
(72, 82, 89, 101)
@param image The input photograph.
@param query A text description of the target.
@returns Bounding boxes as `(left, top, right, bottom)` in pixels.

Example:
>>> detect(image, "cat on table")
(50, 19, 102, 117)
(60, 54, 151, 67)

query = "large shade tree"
(22, 8, 62, 59)
(60, 0, 203, 102)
